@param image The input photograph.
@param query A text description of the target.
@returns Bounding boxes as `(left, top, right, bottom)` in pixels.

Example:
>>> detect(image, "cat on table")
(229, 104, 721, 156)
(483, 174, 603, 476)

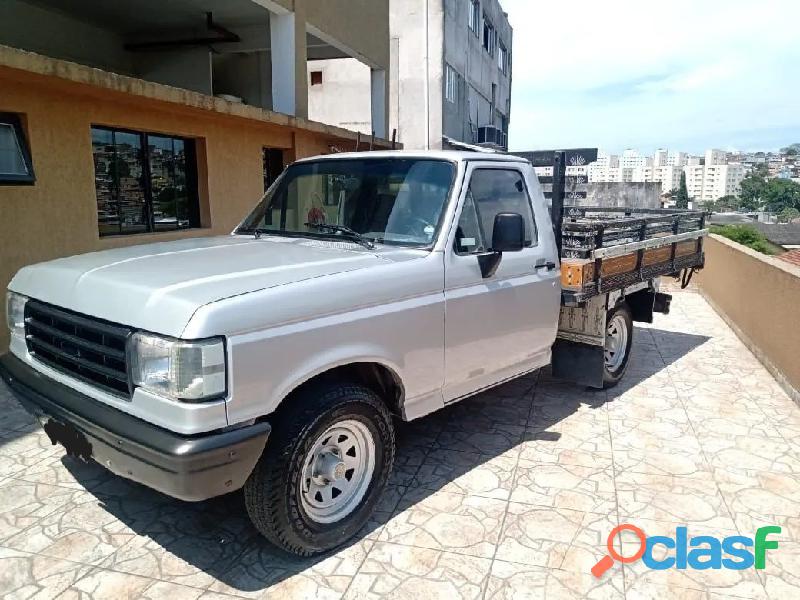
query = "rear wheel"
(603, 303, 633, 388)
(243, 381, 394, 556)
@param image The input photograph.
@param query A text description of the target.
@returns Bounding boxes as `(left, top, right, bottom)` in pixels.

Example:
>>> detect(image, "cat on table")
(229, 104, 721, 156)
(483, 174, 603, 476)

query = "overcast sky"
(502, 0, 800, 154)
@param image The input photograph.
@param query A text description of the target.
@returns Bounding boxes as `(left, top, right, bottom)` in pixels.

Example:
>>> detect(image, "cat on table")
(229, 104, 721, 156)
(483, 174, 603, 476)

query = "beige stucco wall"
(0, 59, 377, 351)
(696, 235, 800, 399)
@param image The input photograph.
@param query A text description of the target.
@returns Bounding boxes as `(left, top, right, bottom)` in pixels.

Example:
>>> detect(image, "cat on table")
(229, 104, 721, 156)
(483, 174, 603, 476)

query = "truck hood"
(9, 235, 399, 337)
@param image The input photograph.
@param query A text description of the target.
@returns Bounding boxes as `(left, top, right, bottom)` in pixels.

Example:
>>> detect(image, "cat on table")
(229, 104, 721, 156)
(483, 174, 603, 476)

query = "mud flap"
(626, 289, 655, 323)
(551, 338, 605, 389)
(653, 292, 672, 315)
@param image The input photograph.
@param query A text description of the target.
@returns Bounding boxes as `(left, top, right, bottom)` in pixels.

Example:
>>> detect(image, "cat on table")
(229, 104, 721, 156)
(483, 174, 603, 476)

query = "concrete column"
(370, 68, 388, 139)
(270, 9, 308, 118)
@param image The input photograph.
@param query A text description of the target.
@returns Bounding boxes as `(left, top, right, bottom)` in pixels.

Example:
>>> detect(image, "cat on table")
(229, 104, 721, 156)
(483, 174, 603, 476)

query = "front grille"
(24, 300, 132, 396)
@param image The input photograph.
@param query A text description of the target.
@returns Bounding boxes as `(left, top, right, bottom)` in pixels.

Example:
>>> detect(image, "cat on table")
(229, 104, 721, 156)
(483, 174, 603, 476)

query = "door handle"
(535, 261, 557, 271)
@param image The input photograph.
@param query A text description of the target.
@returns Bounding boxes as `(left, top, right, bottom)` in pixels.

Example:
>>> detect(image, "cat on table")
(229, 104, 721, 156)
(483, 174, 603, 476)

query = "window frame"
(482, 15, 495, 54)
(453, 165, 539, 256)
(90, 124, 200, 237)
(445, 64, 458, 104)
(0, 112, 35, 185)
(468, 0, 480, 34)
(498, 43, 508, 74)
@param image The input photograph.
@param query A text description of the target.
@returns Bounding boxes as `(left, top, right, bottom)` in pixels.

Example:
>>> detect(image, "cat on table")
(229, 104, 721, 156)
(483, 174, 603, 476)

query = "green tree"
(762, 178, 800, 213)
(709, 224, 777, 255)
(710, 195, 739, 212)
(778, 206, 800, 223)
(675, 172, 690, 209)
(748, 163, 769, 178)
(780, 143, 800, 156)
(739, 174, 767, 211)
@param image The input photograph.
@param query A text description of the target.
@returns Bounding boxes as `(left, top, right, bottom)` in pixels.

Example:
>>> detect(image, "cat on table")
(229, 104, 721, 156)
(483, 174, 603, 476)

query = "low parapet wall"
(696, 235, 800, 403)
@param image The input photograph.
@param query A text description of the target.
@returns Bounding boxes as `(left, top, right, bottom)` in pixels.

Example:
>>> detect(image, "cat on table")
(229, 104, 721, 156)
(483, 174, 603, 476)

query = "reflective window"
(498, 44, 508, 73)
(483, 17, 495, 54)
(468, 0, 480, 33)
(445, 64, 458, 103)
(237, 158, 455, 247)
(0, 113, 35, 184)
(91, 126, 199, 236)
(455, 168, 537, 254)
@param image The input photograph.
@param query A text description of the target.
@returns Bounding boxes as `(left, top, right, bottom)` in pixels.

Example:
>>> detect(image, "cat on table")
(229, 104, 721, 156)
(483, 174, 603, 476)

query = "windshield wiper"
(303, 223, 376, 249)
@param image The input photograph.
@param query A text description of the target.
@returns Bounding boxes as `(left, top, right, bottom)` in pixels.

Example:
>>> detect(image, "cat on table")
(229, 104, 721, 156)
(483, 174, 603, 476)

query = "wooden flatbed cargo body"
(530, 148, 708, 388)
(559, 207, 708, 305)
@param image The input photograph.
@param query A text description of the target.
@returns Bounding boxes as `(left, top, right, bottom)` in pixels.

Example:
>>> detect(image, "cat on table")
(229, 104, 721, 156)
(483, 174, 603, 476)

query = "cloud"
(503, 0, 800, 153)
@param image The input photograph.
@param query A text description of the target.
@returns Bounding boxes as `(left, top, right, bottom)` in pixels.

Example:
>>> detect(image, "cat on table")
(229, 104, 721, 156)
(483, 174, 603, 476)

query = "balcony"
(1, 0, 390, 133)
(0, 236, 798, 597)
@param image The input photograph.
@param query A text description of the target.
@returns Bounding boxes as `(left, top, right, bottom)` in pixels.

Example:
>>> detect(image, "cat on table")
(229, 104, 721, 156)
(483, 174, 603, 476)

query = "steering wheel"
(403, 216, 435, 238)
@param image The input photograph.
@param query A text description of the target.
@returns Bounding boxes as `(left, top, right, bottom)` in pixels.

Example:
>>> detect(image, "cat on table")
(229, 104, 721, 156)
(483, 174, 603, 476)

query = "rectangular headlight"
(6, 291, 27, 338)
(129, 332, 226, 402)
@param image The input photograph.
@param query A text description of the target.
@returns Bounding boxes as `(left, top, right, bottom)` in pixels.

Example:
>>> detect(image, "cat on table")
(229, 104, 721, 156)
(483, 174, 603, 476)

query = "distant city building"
(642, 165, 684, 195)
(588, 147, 746, 201)
(705, 148, 727, 166)
(668, 152, 689, 167)
(307, 0, 513, 151)
(620, 149, 650, 169)
(686, 162, 746, 203)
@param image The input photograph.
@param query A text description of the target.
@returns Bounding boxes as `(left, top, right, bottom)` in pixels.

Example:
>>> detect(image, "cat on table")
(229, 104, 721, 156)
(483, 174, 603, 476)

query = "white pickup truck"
(1, 151, 705, 556)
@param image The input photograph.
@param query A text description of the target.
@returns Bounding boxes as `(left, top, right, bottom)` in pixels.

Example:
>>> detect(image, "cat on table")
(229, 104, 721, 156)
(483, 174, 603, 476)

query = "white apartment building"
(666, 152, 688, 167)
(620, 149, 651, 169)
(533, 165, 588, 177)
(696, 163, 746, 202)
(684, 165, 705, 199)
(705, 148, 727, 166)
(589, 148, 745, 200)
(653, 149, 688, 168)
(642, 165, 683, 194)
(590, 151, 669, 193)
(588, 152, 618, 180)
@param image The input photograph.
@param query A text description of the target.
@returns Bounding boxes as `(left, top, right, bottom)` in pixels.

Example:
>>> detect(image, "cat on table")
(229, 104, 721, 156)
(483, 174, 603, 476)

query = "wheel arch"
(271, 357, 406, 420)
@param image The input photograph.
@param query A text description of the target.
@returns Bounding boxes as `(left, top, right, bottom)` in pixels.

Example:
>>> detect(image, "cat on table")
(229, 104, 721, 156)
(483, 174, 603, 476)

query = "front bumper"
(0, 353, 270, 501)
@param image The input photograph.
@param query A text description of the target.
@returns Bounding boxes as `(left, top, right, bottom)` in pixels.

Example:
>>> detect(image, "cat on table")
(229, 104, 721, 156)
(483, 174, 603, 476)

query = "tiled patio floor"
(2, 290, 800, 599)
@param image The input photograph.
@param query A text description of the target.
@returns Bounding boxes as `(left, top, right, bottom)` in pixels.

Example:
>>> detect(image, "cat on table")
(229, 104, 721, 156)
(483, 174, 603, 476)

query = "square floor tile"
(510, 460, 616, 514)
(413, 448, 517, 500)
(345, 541, 491, 599)
(207, 537, 372, 599)
(379, 488, 506, 558)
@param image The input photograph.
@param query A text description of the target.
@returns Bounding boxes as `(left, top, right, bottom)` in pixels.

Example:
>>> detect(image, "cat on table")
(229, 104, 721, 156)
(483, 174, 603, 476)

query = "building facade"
(306, 0, 513, 150)
(589, 148, 746, 200)
(0, 0, 393, 351)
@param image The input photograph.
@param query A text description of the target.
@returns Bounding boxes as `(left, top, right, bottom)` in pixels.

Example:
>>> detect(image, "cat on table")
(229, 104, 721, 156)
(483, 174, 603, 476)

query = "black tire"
(243, 381, 395, 556)
(602, 302, 633, 388)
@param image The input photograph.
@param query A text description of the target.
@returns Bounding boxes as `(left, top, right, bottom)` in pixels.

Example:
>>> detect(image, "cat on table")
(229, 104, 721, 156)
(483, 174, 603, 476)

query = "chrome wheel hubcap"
(604, 313, 629, 372)
(300, 419, 375, 524)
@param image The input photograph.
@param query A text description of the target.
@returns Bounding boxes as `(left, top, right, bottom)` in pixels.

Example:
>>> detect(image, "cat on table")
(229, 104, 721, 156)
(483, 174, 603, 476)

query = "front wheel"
(603, 303, 633, 388)
(243, 381, 394, 556)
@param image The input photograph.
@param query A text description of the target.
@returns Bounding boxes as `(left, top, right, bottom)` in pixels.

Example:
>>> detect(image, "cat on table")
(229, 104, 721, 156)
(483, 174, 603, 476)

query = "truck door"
(442, 162, 561, 402)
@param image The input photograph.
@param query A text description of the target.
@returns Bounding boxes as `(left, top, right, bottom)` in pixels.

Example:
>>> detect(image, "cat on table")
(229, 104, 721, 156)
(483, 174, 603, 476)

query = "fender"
(269, 344, 407, 412)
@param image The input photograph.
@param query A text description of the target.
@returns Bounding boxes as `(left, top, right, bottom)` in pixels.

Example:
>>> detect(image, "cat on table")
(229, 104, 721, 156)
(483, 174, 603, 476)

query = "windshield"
(236, 158, 456, 247)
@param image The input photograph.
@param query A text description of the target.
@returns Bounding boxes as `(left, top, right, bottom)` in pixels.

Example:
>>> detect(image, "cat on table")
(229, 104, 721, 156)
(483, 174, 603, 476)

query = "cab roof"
(294, 150, 530, 164)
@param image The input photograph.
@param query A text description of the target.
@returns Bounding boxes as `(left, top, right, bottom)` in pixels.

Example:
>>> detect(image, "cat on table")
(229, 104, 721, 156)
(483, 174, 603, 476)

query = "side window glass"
(454, 189, 486, 253)
(457, 168, 537, 254)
